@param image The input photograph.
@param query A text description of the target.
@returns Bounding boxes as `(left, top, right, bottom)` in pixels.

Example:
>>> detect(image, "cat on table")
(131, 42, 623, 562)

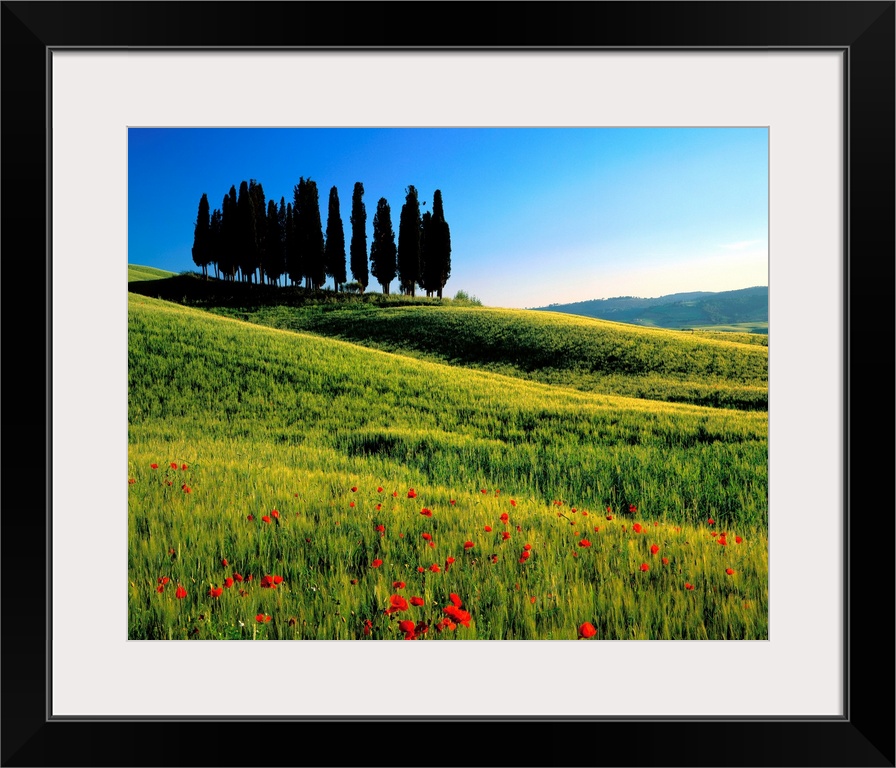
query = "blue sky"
(128, 127, 767, 309)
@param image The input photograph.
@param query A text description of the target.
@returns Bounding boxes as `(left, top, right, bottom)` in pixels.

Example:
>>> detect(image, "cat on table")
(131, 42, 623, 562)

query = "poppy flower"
(272, 575, 283, 585)
(484, 525, 492, 532)
(392, 491, 399, 497)
(523, 543, 532, 551)
(181, 485, 192, 493)
(449, 499, 456, 505)
(519, 551, 530, 562)
(429, 563, 441, 573)
(530, 596, 537, 604)
(371, 559, 383, 568)
(500, 512, 509, 523)
(449, 593, 463, 608)
(223, 577, 234, 588)
(271, 509, 279, 519)
(464, 541, 474, 550)
(578, 539, 592, 548)
(246, 514, 254, 521)
(480, 488, 487, 494)
(578, 622, 597, 639)
(685, 582, 695, 590)
(375, 504, 382, 512)
(261, 515, 272, 524)
(516, 525, 522, 532)
(726, 568, 735, 575)
(376, 524, 385, 532)
(392, 581, 406, 589)
(150, 463, 159, 469)
(407, 489, 417, 499)
(421, 533, 432, 541)
(233, 572, 243, 582)
(128, 478, 136, 484)
(650, 544, 660, 555)
(385, 595, 409, 615)
(502, 531, 511, 541)
(606, 514, 613, 521)
(362, 619, 373, 635)
(717, 537, 727, 546)
(428, 542, 436, 549)
(260, 575, 276, 589)
(175, 585, 187, 599)
(420, 508, 433, 517)
(639, 563, 650, 572)
(632, 523, 643, 533)
(443, 604, 471, 627)
(255, 613, 271, 623)
(158, 576, 170, 585)
(445, 556, 455, 567)
(735, 536, 743, 544)
(708, 518, 715, 525)
(491, 555, 498, 564)
(628, 504, 637, 513)
(349, 502, 355, 508)
(351, 486, 358, 493)
(377, 486, 384, 493)
(661, 557, 669, 566)
(417, 566, 425, 573)
(156, 585, 165, 593)
(208, 586, 223, 599)
(398, 619, 416, 634)
(350, 578, 358, 585)
(510, 499, 517, 507)
(170, 462, 178, 470)
(410, 596, 425, 606)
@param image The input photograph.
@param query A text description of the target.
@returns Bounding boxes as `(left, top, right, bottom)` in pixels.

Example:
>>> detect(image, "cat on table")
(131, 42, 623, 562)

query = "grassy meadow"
(128, 271, 768, 641)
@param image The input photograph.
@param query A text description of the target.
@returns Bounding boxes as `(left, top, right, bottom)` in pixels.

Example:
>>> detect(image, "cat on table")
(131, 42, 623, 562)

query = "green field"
(128, 272, 768, 640)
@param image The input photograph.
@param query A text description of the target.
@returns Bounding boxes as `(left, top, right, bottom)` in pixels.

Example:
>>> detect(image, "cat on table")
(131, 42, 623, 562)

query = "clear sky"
(128, 127, 768, 309)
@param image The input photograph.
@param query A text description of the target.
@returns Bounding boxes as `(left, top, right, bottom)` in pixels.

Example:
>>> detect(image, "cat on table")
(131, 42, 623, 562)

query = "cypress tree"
(370, 197, 396, 295)
(209, 207, 222, 280)
(264, 199, 283, 286)
(219, 186, 238, 281)
(249, 179, 267, 284)
(236, 180, 257, 282)
(191, 193, 211, 279)
(325, 186, 347, 291)
(430, 189, 452, 299)
(285, 202, 300, 286)
(397, 185, 422, 296)
(349, 181, 368, 293)
(419, 210, 433, 296)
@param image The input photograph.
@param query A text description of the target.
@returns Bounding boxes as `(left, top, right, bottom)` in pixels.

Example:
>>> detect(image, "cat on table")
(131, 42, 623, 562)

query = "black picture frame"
(3, 2, 893, 766)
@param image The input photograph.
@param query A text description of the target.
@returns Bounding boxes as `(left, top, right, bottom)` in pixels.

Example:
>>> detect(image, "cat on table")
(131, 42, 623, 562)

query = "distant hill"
(530, 286, 768, 332)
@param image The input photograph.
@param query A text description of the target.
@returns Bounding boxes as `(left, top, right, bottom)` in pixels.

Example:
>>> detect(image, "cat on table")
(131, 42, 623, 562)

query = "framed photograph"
(5, 2, 893, 766)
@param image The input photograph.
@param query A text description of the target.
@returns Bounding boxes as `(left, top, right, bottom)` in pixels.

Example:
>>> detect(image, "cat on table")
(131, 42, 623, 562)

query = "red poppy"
(480, 488, 487, 494)
(685, 582, 695, 590)
(158, 576, 170, 585)
(128, 477, 136, 485)
(578, 622, 597, 639)
(410, 596, 425, 606)
(417, 566, 425, 573)
(377, 486, 384, 493)
(407, 489, 417, 499)
(351, 486, 358, 493)
(735, 535, 743, 544)
(628, 503, 637, 513)
(510, 499, 517, 507)
(640, 563, 650, 572)
(421, 532, 432, 541)
(708, 518, 716, 525)
(150, 463, 159, 469)
(363, 619, 373, 635)
(375, 504, 383, 512)
(606, 514, 613, 521)
(491, 555, 498, 564)
(371, 559, 383, 568)
(256, 613, 271, 623)
(175, 585, 187, 599)
(481, 526, 491, 534)
(578, 539, 591, 548)
(519, 551, 530, 562)
(449, 499, 456, 505)
(398, 619, 416, 633)
(449, 593, 463, 608)
(208, 586, 223, 599)
(271, 509, 279, 519)
(661, 557, 669, 566)
(392, 491, 399, 497)
(272, 575, 283, 585)
(385, 595, 409, 615)
(246, 514, 254, 521)
(420, 508, 432, 517)
(650, 544, 659, 555)
(726, 568, 735, 575)
(170, 462, 178, 470)
(717, 537, 727, 546)
(392, 581, 406, 589)
(443, 604, 471, 627)
(530, 596, 537, 604)
(502, 531, 511, 541)
(429, 563, 441, 573)
(523, 543, 532, 551)
(181, 485, 192, 494)
(500, 512, 509, 523)
(156, 585, 165, 593)
(350, 578, 358, 585)
(464, 541, 474, 550)
(260, 575, 276, 589)
(261, 515, 272, 524)
(445, 556, 455, 567)
(376, 524, 385, 532)
(223, 577, 234, 588)
(633, 523, 643, 533)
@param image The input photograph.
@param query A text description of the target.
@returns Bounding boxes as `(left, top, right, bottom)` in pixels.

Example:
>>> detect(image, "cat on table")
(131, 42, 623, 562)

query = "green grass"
(128, 264, 177, 282)
(128, 290, 768, 640)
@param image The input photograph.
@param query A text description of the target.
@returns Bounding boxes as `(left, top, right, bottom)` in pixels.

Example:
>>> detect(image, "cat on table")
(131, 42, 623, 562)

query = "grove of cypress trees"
(191, 193, 211, 279)
(325, 185, 347, 291)
(397, 185, 422, 296)
(370, 197, 396, 295)
(349, 181, 368, 293)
